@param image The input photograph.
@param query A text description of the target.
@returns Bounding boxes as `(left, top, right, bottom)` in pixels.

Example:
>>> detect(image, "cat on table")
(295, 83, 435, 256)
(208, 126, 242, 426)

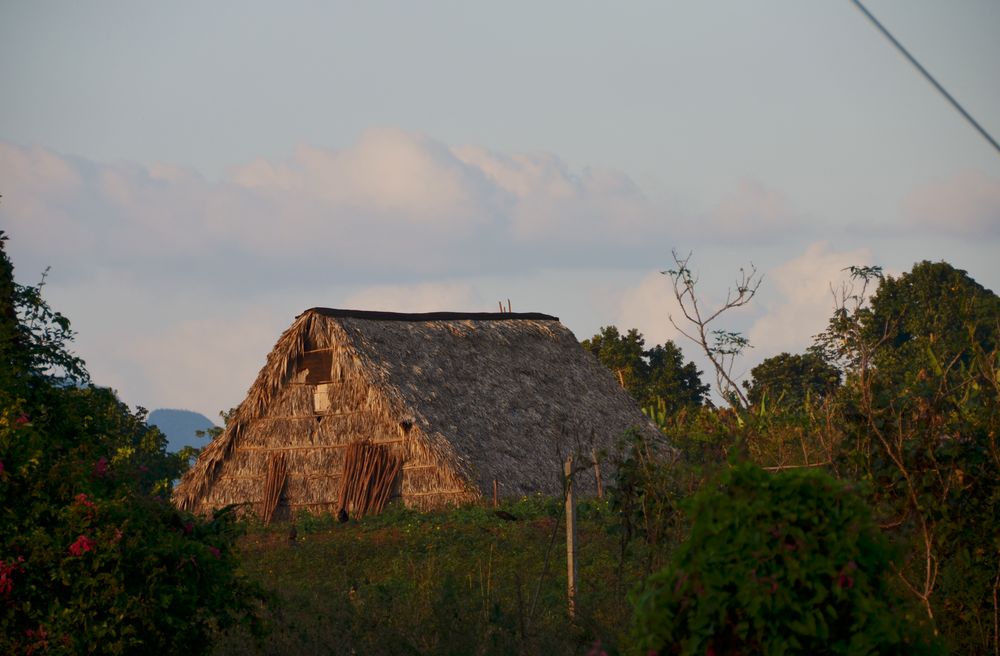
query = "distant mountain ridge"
(148, 408, 218, 453)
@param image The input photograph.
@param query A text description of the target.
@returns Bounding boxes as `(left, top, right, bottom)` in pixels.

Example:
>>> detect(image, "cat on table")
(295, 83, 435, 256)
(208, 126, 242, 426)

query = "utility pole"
(565, 455, 578, 619)
(591, 448, 604, 500)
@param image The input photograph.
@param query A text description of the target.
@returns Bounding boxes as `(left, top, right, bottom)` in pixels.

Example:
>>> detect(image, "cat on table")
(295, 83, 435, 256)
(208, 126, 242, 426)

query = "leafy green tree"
(743, 350, 841, 408)
(583, 327, 708, 412)
(865, 260, 999, 380)
(817, 261, 999, 381)
(645, 342, 710, 413)
(0, 230, 263, 654)
(582, 326, 647, 394)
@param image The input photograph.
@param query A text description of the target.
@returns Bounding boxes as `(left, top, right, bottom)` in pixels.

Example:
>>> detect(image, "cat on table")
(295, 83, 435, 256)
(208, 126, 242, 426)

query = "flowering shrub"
(0, 556, 23, 596)
(0, 232, 264, 654)
(67, 534, 94, 557)
(631, 463, 940, 655)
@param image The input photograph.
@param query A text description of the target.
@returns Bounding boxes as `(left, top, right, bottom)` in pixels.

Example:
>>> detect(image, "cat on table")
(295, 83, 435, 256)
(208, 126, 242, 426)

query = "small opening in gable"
(313, 383, 333, 414)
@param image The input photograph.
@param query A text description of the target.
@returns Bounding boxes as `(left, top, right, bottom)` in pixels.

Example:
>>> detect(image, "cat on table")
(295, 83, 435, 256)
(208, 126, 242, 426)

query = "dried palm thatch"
(261, 452, 287, 526)
(339, 441, 402, 519)
(172, 309, 662, 518)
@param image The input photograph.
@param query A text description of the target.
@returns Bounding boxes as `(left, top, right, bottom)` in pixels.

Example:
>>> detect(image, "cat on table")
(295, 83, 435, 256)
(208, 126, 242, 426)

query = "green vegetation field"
(219, 498, 645, 656)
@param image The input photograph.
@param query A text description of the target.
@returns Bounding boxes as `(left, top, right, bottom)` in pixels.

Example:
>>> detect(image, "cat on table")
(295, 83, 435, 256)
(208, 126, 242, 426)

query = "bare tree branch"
(663, 250, 762, 408)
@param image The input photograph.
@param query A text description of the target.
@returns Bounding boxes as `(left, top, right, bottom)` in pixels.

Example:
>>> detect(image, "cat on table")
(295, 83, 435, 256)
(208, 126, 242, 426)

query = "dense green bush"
(631, 463, 939, 655)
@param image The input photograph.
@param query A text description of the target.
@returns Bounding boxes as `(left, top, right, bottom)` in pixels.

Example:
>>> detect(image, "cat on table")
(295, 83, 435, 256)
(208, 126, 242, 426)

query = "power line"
(850, 0, 1000, 156)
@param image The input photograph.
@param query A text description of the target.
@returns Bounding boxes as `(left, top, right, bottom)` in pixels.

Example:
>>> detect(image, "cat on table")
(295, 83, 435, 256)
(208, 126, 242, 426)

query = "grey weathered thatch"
(172, 308, 660, 518)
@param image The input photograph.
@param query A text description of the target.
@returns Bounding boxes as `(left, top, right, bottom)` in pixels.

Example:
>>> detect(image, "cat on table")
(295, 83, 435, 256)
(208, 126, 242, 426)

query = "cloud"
(611, 271, 684, 347)
(902, 172, 1000, 238)
(231, 129, 502, 228)
(701, 179, 802, 241)
(2, 134, 820, 294)
(749, 242, 872, 356)
(1, 131, 676, 289)
(452, 146, 654, 243)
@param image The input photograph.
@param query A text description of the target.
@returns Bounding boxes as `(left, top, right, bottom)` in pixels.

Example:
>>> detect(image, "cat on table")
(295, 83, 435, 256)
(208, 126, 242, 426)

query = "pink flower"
(208, 546, 221, 560)
(24, 625, 49, 655)
(15, 413, 29, 425)
(74, 493, 95, 509)
(68, 534, 95, 556)
(0, 557, 24, 595)
(0, 459, 4, 474)
(92, 457, 108, 478)
(837, 562, 857, 589)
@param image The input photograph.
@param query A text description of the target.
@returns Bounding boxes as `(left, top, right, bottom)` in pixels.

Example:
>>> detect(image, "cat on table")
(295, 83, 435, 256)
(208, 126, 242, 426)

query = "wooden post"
(565, 455, 578, 620)
(591, 448, 604, 500)
(492, 479, 498, 508)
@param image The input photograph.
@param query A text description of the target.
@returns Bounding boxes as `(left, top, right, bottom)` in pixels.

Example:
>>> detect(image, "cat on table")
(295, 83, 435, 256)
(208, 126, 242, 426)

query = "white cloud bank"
(1, 131, 817, 290)
(749, 242, 872, 356)
(0, 132, 913, 417)
(1, 130, 675, 286)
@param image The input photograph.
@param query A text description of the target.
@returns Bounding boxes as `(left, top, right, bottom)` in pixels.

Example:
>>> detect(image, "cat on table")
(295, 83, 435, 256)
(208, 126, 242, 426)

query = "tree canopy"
(743, 350, 841, 408)
(865, 260, 999, 380)
(582, 326, 709, 413)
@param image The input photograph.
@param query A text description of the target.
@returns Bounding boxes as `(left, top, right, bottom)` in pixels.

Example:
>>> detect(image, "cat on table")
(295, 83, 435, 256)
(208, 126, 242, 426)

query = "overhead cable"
(850, 0, 1000, 155)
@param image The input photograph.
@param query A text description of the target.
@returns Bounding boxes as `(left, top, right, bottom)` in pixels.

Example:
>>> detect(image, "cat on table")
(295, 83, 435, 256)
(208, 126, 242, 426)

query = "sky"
(2, 0, 998, 419)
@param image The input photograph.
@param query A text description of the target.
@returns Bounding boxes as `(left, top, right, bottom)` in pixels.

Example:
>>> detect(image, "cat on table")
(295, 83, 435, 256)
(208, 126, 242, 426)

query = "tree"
(0, 230, 263, 654)
(582, 327, 708, 412)
(817, 260, 1000, 649)
(582, 326, 647, 395)
(743, 350, 841, 408)
(864, 260, 999, 383)
(644, 342, 710, 413)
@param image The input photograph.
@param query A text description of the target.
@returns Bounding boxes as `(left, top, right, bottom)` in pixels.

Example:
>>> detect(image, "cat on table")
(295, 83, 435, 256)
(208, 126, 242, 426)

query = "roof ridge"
(303, 308, 559, 322)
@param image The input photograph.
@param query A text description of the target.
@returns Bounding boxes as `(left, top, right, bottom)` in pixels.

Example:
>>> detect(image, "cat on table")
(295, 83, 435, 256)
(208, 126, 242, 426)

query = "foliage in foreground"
(628, 258, 1000, 654)
(0, 231, 263, 654)
(631, 463, 939, 655)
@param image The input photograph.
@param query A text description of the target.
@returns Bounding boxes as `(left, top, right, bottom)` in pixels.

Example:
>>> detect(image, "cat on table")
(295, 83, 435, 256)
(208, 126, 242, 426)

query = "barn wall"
(199, 337, 477, 517)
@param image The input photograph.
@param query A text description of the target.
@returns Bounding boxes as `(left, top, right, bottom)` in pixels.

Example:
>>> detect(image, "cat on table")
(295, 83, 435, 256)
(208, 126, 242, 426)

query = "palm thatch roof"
(172, 308, 661, 518)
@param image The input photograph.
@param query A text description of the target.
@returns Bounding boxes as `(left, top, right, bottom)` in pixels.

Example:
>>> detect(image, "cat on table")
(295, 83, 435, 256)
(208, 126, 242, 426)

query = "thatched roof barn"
(173, 308, 660, 520)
